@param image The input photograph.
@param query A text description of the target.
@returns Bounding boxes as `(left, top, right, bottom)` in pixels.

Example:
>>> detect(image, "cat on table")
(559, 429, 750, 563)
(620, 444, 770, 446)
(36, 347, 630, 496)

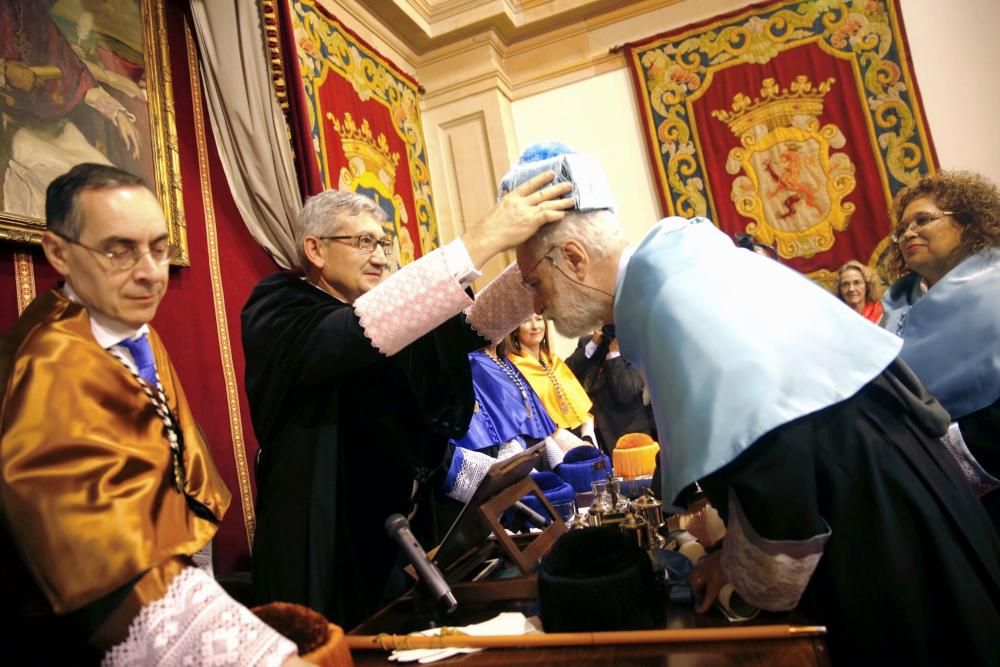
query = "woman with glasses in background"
(882, 171, 1000, 527)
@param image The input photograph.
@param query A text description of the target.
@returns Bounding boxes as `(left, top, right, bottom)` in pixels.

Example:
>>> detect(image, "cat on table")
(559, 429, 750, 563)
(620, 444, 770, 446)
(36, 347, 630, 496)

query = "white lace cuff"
(354, 248, 473, 356)
(544, 436, 567, 469)
(497, 437, 526, 460)
(720, 490, 830, 612)
(441, 238, 482, 288)
(102, 567, 297, 667)
(465, 263, 535, 343)
(445, 439, 526, 503)
(445, 448, 496, 503)
(941, 422, 1000, 497)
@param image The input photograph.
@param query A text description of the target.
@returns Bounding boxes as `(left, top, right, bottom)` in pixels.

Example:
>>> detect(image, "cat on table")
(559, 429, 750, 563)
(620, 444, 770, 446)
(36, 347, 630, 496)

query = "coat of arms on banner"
(278, 0, 439, 267)
(328, 112, 416, 266)
(712, 76, 856, 259)
(624, 0, 937, 286)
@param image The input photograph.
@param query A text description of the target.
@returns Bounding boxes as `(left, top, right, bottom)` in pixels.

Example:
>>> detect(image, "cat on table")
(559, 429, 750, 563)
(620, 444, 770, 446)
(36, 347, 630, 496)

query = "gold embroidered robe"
(0, 288, 230, 647)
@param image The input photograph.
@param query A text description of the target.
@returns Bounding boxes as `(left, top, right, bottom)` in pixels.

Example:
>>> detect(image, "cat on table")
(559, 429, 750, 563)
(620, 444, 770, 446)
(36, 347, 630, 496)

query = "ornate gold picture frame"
(0, 0, 187, 265)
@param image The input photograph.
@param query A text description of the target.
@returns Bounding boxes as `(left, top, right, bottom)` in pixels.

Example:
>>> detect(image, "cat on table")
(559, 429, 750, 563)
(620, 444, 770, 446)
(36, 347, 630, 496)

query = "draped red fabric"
(625, 0, 937, 286)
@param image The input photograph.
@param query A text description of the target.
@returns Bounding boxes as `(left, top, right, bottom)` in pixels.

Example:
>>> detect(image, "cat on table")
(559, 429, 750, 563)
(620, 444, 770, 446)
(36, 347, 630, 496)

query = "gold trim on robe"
(0, 288, 231, 619)
(507, 349, 593, 430)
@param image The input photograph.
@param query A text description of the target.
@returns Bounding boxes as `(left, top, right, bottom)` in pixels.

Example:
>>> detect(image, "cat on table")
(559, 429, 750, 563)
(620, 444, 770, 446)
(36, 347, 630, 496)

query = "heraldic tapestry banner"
(624, 0, 937, 285)
(278, 0, 438, 267)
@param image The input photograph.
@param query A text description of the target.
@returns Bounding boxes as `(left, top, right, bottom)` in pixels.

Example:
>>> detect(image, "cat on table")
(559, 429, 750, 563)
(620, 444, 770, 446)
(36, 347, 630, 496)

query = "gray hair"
(524, 208, 626, 263)
(295, 190, 387, 271)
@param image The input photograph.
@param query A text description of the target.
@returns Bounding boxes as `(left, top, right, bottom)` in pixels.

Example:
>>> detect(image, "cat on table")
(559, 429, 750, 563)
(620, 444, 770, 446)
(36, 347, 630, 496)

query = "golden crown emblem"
(327, 112, 400, 187)
(711, 76, 835, 137)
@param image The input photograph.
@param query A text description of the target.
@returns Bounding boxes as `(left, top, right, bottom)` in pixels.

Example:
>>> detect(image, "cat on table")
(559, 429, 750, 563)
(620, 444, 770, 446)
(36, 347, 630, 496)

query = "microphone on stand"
(385, 513, 458, 614)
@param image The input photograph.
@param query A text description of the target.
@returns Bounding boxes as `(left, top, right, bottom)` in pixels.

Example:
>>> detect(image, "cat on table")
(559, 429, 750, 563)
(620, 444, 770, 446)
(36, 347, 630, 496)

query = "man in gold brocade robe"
(0, 164, 305, 665)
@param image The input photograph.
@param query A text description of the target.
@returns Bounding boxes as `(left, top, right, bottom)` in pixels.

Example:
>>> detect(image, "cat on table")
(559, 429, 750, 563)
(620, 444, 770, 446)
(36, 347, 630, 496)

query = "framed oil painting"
(0, 0, 188, 265)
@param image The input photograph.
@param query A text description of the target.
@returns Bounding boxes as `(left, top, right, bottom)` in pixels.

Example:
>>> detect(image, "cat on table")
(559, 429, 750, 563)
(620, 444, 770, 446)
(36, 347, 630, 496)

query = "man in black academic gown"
(242, 174, 573, 629)
(566, 327, 655, 453)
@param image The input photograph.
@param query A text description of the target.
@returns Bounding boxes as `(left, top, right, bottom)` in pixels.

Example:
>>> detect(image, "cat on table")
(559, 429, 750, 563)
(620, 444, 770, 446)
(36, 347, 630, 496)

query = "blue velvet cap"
(555, 446, 613, 493)
(496, 143, 615, 212)
(520, 471, 576, 518)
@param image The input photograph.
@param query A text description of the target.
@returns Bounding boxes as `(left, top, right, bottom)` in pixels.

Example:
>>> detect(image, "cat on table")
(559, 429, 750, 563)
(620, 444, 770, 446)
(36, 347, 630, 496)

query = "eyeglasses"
(57, 232, 176, 270)
(319, 233, 393, 254)
(521, 245, 558, 291)
(890, 210, 956, 243)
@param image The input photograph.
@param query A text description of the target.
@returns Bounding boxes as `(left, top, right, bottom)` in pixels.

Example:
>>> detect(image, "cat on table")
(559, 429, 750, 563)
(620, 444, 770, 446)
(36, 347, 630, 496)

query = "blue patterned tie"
(119, 333, 157, 385)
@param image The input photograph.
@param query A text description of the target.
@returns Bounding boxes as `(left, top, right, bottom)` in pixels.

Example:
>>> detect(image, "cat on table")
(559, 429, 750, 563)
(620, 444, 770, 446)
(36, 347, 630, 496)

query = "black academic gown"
(242, 272, 486, 628)
(700, 360, 1000, 666)
(960, 397, 1000, 532)
(566, 336, 654, 452)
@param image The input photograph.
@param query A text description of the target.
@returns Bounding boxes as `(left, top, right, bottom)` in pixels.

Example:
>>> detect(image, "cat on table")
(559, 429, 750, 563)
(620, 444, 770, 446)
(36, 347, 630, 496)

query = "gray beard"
(547, 281, 610, 339)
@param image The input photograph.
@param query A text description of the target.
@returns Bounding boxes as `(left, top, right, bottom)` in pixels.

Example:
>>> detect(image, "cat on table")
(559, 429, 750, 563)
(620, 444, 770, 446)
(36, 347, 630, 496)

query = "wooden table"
(349, 593, 830, 666)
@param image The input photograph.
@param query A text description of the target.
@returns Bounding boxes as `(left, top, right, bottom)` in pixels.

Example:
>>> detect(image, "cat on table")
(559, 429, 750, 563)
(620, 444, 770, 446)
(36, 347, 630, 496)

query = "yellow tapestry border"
(885, 0, 936, 178)
(628, 47, 674, 215)
(288, 0, 439, 255)
(185, 22, 256, 551)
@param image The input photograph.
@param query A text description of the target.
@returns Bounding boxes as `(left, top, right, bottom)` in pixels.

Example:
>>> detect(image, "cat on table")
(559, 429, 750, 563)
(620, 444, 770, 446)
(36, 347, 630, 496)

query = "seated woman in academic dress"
(442, 340, 557, 502)
(506, 314, 595, 467)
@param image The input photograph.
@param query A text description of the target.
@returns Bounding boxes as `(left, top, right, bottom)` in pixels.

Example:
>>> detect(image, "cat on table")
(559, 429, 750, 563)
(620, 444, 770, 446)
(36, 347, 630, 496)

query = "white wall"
(511, 0, 1000, 356)
(513, 0, 1000, 225)
(900, 0, 1000, 176)
(513, 68, 662, 247)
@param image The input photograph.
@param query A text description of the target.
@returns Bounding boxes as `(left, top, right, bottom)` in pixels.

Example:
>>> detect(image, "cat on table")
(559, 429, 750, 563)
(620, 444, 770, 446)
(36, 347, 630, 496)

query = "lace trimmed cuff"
(941, 422, 1000, 497)
(544, 436, 567, 469)
(445, 439, 526, 503)
(444, 448, 496, 503)
(497, 437, 526, 460)
(102, 567, 297, 667)
(354, 248, 473, 356)
(720, 490, 830, 612)
(465, 263, 534, 343)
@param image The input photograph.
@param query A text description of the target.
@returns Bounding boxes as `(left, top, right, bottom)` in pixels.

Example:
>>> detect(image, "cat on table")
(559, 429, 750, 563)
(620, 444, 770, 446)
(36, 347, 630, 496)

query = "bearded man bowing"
(506, 149, 1000, 667)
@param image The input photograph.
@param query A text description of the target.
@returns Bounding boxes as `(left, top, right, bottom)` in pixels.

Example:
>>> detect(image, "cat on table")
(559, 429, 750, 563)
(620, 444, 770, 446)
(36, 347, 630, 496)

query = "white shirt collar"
(615, 246, 636, 297)
(62, 282, 149, 349)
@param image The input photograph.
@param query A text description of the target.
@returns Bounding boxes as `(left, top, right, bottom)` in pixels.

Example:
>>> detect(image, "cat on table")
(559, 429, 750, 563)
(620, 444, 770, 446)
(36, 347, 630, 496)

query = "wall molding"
(320, 0, 685, 102)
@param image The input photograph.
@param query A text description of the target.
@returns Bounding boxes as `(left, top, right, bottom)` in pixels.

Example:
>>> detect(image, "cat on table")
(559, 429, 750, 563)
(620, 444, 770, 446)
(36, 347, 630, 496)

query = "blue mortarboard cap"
(497, 148, 616, 212)
(518, 141, 576, 164)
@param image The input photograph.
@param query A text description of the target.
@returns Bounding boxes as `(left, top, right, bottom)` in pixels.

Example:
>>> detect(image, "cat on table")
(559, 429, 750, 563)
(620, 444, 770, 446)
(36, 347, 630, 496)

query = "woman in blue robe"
(442, 341, 557, 502)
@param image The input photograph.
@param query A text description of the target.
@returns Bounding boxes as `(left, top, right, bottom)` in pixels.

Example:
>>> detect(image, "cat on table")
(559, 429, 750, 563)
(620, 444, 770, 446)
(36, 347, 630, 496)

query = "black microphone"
(385, 514, 458, 614)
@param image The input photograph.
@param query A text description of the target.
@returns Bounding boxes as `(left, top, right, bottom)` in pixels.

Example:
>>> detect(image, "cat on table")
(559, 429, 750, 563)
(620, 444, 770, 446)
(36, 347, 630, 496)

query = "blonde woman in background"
(835, 260, 885, 324)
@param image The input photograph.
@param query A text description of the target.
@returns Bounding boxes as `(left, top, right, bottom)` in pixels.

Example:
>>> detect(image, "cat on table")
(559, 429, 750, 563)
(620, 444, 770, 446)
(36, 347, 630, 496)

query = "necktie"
(119, 333, 157, 385)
